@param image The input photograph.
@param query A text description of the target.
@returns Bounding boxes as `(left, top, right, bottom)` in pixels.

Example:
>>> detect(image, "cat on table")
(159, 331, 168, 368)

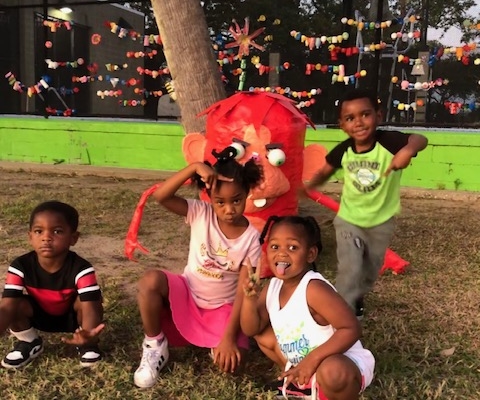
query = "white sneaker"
(134, 338, 169, 388)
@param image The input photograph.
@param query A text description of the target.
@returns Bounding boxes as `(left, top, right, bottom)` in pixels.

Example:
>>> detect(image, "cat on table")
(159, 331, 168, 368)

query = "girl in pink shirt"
(133, 149, 263, 389)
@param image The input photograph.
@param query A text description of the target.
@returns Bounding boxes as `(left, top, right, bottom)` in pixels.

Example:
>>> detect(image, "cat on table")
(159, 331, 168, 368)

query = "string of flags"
(392, 100, 423, 111)
(72, 75, 141, 87)
(143, 34, 162, 46)
(45, 58, 85, 69)
(339, 15, 420, 30)
(136, 66, 170, 78)
(118, 99, 147, 107)
(248, 86, 322, 108)
(290, 30, 388, 54)
(43, 20, 72, 32)
(444, 101, 478, 114)
(133, 88, 164, 97)
(244, 56, 290, 75)
(5, 71, 50, 97)
(428, 43, 478, 66)
(105, 21, 142, 40)
(105, 63, 128, 71)
(126, 50, 158, 59)
(46, 107, 75, 116)
(391, 77, 448, 91)
(8, 11, 479, 116)
(97, 90, 123, 98)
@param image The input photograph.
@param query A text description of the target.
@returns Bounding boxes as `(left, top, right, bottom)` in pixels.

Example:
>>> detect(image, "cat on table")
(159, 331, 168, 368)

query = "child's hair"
(339, 89, 380, 113)
(259, 215, 322, 271)
(29, 201, 79, 232)
(193, 146, 263, 194)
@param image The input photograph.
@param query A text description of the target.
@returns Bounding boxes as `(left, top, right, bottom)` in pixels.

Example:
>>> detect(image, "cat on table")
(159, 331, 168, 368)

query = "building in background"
(0, 0, 144, 117)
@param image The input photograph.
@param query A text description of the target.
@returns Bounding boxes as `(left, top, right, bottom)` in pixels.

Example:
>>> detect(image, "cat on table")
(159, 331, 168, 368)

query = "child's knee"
(138, 269, 167, 292)
(1, 297, 32, 320)
(317, 355, 360, 393)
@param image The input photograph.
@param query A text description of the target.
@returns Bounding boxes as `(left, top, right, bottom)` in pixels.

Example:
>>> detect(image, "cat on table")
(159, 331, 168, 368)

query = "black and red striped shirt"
(2, 251, 101, 316)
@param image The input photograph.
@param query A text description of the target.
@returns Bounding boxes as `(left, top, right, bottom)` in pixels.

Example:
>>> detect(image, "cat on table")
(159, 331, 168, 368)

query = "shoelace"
(138, 347, 162, 371)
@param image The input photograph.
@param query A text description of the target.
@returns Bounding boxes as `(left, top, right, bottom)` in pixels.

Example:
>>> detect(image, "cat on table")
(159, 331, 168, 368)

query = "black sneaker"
(1, 337, 44, 369)
(77, 345, 102, 367)
(355, 297, 365, 321)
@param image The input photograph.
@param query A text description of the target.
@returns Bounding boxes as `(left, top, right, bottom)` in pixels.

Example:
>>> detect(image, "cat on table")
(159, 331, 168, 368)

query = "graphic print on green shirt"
(339, 142, 402, 227)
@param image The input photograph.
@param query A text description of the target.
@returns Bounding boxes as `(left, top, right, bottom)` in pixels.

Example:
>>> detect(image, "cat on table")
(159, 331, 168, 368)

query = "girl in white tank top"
(240, 216, 375, 400)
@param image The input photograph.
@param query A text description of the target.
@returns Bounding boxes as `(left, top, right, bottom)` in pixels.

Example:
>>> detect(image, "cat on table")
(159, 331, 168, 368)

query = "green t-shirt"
(325, 129, 410, 228)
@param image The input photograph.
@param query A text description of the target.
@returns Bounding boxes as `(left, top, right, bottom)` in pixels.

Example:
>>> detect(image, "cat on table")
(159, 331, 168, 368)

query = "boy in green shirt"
(305, 89, 428, 318)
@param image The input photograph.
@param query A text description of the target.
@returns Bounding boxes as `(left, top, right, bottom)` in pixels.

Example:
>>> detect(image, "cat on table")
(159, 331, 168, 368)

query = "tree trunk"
(150, 0, 226, 134)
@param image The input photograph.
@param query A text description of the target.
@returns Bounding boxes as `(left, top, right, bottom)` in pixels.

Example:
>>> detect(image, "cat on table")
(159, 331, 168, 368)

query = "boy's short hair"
(339, 89, 380, 113)
(29, 201, 79, 231)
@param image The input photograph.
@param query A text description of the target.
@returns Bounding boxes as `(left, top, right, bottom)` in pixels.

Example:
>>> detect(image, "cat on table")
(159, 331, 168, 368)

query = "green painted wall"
(1, 117, 479, 191)
(305, 128, 480, 191)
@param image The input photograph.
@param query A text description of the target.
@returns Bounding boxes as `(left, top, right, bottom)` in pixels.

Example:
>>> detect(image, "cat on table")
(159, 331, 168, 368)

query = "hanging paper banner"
(136, 66, 170, 78)
(45, 58, 85, 69)
(126, 50, 158, 59)
(43, 19, 72, 32)
(104, 21, 141, 40)
(339, 15, 420, 30)
(118, 99, 147, 107)
(143, 34, 162, 46)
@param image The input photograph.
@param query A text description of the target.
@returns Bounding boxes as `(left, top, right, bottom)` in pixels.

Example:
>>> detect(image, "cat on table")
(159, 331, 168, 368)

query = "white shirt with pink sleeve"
(183, 199, 261, 309)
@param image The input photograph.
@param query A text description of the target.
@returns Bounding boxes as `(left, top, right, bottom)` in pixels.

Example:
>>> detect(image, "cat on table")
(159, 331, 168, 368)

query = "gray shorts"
(333, 215, 395, 309)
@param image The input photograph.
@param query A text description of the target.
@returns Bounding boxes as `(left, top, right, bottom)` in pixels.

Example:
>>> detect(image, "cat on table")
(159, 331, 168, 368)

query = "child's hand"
(212, 337, 241, 373)
(279, 356, 318, 388)
(384, 147, 415, 176)
(195, 163, 232, 190)
(61, 323, 105, 346)
(242, 257, 261, 297)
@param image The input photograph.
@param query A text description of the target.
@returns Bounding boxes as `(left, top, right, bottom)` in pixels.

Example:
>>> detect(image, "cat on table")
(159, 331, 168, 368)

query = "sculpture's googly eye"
(267, 148, 286, 166)
(230, 142, 246, 159)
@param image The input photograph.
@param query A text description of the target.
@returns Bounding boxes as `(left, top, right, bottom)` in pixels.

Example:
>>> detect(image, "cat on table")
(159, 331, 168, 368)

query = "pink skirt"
(162, 270, 249, 349)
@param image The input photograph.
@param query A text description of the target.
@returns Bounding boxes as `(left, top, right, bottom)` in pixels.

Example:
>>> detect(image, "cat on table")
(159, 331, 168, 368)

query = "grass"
(0, 169, 479, 399)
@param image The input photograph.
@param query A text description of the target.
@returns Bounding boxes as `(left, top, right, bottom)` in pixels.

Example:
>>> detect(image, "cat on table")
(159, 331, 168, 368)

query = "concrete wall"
(0, 117, 479, 191)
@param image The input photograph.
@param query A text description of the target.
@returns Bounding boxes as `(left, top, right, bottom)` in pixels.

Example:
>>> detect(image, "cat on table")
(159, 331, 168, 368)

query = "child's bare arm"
(405, 133, 428, 154)
(153, 162, 232, 216)
(212, 263, 252, 373)
(307, 280, 361, 355)
(240, 259, 269, 337)
(152, 163, 199, 216)
(385, 133, 428, 176)
(304, 162, 336, 191)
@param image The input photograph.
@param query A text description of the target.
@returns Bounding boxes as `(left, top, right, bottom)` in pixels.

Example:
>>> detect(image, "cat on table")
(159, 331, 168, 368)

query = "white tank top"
(266, 270, 366, 366)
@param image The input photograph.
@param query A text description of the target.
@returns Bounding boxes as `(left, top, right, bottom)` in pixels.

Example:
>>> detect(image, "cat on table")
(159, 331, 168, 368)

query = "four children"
(0, 89, 428, 399)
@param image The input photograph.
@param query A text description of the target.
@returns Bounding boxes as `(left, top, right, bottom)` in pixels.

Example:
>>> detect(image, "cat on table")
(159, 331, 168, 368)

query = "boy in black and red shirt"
(0, 201, 104, 369)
